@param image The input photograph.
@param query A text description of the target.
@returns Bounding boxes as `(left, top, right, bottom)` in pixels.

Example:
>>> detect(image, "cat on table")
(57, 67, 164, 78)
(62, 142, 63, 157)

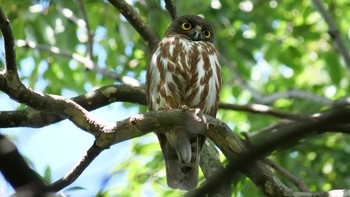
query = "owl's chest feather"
(147, 35, 221, 115)
(157, 35, 216, 79)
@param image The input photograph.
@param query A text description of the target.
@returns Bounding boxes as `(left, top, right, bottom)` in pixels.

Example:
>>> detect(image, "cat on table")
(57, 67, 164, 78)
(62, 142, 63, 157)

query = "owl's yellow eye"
(203, 30, 211, 38)
(181, 22, 192, 30)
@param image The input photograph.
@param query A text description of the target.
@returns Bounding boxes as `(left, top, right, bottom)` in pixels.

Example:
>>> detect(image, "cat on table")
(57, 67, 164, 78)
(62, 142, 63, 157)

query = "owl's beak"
(193, 26, 202, 41)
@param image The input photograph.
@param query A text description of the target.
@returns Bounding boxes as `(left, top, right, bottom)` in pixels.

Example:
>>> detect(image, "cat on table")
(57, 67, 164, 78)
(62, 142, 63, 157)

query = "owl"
(146, 15, 222, 190)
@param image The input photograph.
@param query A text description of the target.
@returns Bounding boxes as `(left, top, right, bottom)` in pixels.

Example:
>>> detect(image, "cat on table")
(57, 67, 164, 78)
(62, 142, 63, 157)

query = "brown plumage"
(146, 15, 222, 190)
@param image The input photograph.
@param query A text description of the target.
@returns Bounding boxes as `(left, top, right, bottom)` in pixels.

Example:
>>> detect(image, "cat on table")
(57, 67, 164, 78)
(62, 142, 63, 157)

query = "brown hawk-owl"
(146, 15, 222, 190)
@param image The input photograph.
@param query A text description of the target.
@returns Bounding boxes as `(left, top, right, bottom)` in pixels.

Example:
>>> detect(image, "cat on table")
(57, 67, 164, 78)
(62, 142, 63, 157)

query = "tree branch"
(2, 99, 350, 196)
(164, 0, 177, 20)
(0, 84, 315, 129)
(0, 67, 124, 139)
(266, 159, 309, 192)
(49, 143, 103, 192)
(79, 105, 350, 196)
(200, 140, 231, 197)
(188, 106, 350, 196)
(0, 17, 112, 138)
(0, 7, 17, 73)
(56, 5, 82, 27)
(33, 104, 350, 195)
(108, 0, 159, 51)
(222, 57, 333, 106)
(0, 133, 54, 196)
(219, 103, 312, 122)
(87, 108, 289, 195)
(76, 0, 94, 59)
(0, 85, 145, 128)
(248, 120, 293, 139)
(257, 89, 333, 106)
(312, 0, 350, 70)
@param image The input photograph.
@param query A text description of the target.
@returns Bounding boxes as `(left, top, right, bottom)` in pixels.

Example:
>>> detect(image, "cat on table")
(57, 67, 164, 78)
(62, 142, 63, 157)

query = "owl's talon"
(180, 105, 189, 112)
(193, 108, 201, 115)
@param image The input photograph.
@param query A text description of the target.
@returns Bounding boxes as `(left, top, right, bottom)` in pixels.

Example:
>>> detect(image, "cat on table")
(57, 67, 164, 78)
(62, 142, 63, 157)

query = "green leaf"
(324, 52, 342, 85)
(43, 166, 51, 184)
(64, 186, 86, 192)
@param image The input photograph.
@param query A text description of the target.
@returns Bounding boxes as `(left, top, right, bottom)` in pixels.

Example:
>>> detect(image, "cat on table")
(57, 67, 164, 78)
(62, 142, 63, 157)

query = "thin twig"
(164, 0, 177, 20)
(219, 103, 312, 122)
(222, 56, 333, 106)
(49, 143, 103, 191)
(108, 0, 159, 51)
(265, 159, 309, 192)
(312, 0, 350, 70)
(57, 4, 94, 57)
(76, 0, 94, 59)
(257, 90, 333, 106)
(248, 121, 292, 138)
(16, 39, 140, 86)
(56, 3, 142, 86)
(56, 5, 81, 25)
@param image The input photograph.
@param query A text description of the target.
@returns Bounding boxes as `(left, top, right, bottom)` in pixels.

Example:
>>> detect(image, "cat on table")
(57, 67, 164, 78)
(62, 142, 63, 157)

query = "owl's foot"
(180, 105, 202, 115)
(180, 104, 189, 111)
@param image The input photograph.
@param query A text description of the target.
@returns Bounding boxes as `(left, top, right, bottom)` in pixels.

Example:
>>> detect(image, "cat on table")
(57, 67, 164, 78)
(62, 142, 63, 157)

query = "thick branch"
(200, 140, 231, 197)
(1, 85, 312, 128)
(0, 70, 113, 138)
(91, 108, 291, 195)
(86, 106, 350, 196)
(0, 7, 17, 72)
(108, 0, 159, 51)
(0, 85, 145, 128)
(312, 0, 350, 70)
(2, 100, 350, 196)
(2, 80, 350, 195)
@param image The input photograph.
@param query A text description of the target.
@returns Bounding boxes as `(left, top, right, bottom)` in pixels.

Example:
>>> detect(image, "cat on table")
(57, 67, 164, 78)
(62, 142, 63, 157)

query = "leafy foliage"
(1, 0, 350, 196)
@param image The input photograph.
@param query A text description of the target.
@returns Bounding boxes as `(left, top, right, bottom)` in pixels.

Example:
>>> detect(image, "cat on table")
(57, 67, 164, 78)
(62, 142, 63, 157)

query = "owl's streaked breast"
(146, 35, 221, 116)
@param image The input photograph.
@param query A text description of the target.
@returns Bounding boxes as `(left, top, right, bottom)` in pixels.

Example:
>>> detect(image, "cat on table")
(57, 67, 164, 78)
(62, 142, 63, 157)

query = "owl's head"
(165, 15, 214, 43)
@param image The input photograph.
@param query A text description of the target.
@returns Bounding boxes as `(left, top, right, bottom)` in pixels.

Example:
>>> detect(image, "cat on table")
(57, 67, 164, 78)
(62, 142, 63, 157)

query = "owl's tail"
(157, 131, 205, 190)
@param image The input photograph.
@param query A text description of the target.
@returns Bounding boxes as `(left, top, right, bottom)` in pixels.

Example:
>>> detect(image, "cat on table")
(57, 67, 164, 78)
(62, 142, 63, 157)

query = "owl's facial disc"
(192, 26, 202, 41)
(164, 15, 214, 43)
